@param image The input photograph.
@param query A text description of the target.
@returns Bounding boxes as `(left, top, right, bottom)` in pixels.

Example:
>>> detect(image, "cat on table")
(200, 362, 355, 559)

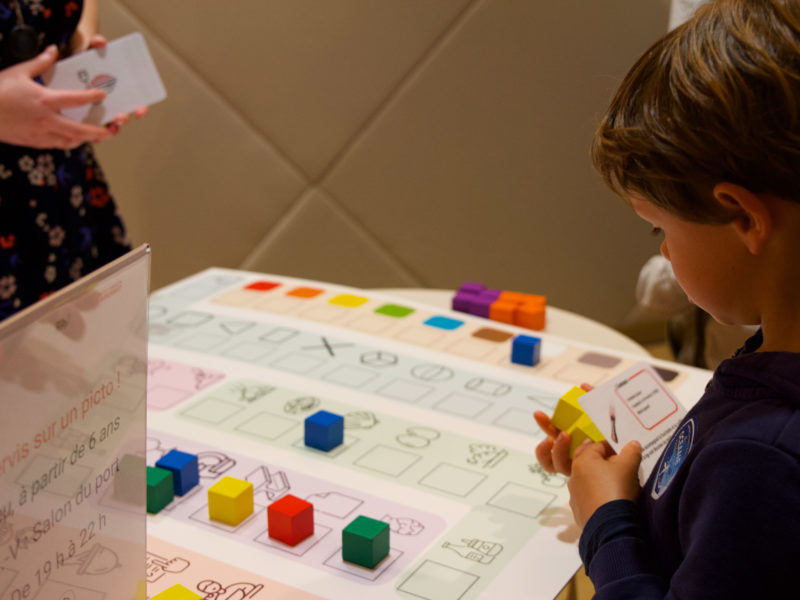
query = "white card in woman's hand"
(42, 32, 166, 125)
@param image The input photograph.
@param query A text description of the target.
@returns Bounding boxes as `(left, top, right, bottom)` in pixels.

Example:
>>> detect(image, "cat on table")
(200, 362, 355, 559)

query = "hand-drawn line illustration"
(305, 491, 362, 519)
(442, 538, 504, 564)
(63, 543, 121, 575)
(146, 436, 168, 465)
(528, 463, 568, 488)
(218, 320, 255, 336)
(113, 355, 148, 377)
(410, 364, 454, 382)
(167, 311, 213, 328)
(192, 368, 224, 390)
(464, 377, 511, 397)
(527, 393, 559, 410)
(227, 383, 274, 403)
(345, 411, 379, 430)
(246, 465, 290, 502)
(145, 551, 190, 583)
(396, 427, 440, 449)
(197, 451, 236, 480)
(196, 579, 263, 600)
(259, 327, 299, 344)
(466, 444, 508, 469)
(381, 514, 424, 536)
(360, 351, 398, 368)
(301, 337, 353, 357)
(283, 396, 320, 414)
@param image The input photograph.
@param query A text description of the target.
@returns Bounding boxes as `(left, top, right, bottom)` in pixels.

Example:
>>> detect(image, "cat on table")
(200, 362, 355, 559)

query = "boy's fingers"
(535, 437, 556, 473)
(551, 431, 573, 475)
(533, 411, 559, 437)
(618, 440, 643, 468)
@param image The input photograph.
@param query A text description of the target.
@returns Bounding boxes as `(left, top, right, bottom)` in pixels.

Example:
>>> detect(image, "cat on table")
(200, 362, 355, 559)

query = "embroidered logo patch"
(651, 418, 695, 500)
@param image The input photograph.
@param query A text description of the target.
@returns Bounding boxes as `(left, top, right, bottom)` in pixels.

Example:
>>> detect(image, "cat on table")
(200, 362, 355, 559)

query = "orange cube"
(489, 300, 517, 324)
(516, 302, 546, 330)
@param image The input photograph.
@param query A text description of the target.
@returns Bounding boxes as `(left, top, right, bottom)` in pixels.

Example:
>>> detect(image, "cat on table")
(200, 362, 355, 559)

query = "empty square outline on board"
(270, 353, 327, 375)
(235, 412, 298, 441)
(486, 482, 557, 519)
(181, 398, 244, 425)
(354, 445, 422, 478)
(418, 463, 486, 497)
(322, 365, 378, 389)
(434, 393, 491, 419)
(377, 379, 434, 404)
(397, 560, 479, 600)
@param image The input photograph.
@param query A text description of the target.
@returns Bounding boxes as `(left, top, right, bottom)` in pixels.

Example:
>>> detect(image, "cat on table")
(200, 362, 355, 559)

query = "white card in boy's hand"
(42, 32, 166, 126)
(578, 362, 687, 484)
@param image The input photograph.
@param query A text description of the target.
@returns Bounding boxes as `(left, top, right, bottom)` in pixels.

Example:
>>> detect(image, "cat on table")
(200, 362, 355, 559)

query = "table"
(376, 289, 649, 357)
(143, 269, 710, 600)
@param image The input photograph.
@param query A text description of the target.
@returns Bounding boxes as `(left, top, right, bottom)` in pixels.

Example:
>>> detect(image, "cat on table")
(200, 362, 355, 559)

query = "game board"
(144, 269, 712, 600)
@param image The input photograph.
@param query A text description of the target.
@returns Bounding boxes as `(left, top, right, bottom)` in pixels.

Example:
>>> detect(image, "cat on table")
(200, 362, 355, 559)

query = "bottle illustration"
(442, 538, 503, 564)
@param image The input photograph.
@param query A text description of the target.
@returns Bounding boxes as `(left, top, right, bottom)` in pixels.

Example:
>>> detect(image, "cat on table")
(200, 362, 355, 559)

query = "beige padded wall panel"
(112, 0, 472, 180)
(324, 0, 671, 325)
(241, 189, 421, 289)
(96, 0, 671, 327)
(95, 0, 307, 291)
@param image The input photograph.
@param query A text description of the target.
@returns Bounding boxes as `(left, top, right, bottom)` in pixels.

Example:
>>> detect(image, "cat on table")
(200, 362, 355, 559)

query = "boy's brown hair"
(592, 0, 800, 222)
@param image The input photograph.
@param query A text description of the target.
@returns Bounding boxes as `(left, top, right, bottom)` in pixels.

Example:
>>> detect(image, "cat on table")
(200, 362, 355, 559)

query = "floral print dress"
(0, 0, 130, 319)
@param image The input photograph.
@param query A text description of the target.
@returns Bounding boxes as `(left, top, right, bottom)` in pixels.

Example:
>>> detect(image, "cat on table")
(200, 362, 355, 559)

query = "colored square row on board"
(453, 282, 547, 330)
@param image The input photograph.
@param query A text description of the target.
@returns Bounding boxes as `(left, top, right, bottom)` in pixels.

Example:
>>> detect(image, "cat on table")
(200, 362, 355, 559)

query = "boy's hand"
(567, 440, 643, 528)
(534, 410, 574, 475)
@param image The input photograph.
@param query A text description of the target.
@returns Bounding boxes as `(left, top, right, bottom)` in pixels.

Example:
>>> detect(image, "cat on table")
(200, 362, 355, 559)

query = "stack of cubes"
(452, 282, 547, 330)
(147, 449, 200, 514)
(551, 387, 606, 457)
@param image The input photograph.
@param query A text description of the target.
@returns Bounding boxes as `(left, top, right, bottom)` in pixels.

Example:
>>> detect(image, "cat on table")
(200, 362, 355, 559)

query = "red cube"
(267, 494, 314, 546)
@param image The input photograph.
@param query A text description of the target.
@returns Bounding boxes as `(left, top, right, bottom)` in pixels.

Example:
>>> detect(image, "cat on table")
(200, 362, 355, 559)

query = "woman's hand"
(567, 440, 643, 528)
(0, 45, 112, 149)
(83, 34, 148, 135)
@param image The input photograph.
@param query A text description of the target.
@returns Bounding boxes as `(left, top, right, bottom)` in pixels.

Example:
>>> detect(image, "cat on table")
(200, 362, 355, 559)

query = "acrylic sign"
(0, 245, 149, 600)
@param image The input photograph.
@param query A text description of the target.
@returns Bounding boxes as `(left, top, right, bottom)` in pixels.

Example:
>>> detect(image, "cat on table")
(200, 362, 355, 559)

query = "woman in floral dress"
(0, 0, 135, 319)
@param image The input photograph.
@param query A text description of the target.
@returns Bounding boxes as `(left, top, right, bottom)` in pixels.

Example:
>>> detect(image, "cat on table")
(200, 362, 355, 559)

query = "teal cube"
(147, 466, 174, 514)
(342, 516, 390, 568)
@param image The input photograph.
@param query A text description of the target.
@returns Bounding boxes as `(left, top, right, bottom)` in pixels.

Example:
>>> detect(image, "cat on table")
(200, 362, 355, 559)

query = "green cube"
(342, 516, 390, 568)
(147, 466, 174, 514)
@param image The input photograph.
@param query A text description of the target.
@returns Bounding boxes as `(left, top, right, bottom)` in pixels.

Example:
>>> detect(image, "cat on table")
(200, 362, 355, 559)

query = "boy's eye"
(651, 227, 664, 237)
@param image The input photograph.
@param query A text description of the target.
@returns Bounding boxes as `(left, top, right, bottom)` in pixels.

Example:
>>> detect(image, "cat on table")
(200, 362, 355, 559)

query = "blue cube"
(511, 334, 541, 366)
(304, 410, 344, 452)
(155, 449, 199, 496)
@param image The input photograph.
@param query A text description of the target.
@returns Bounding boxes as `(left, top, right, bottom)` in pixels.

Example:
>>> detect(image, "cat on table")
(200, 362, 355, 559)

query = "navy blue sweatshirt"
(579, 331, 800, 598)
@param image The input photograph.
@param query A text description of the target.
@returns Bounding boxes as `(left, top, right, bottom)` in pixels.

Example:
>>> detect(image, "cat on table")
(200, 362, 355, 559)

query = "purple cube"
(452, 291, 475, 313)
(458, 282, 486, 295)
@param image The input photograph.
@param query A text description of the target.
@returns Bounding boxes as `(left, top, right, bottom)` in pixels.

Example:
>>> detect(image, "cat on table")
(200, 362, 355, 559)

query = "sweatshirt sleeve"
(580, 440, 800, 599)
(579, 500, 668, 599)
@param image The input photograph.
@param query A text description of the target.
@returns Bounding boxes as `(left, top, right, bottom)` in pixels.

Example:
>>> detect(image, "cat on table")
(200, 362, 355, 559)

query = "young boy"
(535, 0, 800, 597)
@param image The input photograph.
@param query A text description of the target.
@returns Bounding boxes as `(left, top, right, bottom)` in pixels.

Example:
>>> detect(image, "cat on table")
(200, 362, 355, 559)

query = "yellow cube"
(567, 413, 606, 457)
(208, 476, 253, 526)
(151, 584, 202, 600)
(551, 386, 587, 432)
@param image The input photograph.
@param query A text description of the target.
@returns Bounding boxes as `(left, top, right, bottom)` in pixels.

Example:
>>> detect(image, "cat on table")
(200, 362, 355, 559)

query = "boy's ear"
(712, 182, 772, 254)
